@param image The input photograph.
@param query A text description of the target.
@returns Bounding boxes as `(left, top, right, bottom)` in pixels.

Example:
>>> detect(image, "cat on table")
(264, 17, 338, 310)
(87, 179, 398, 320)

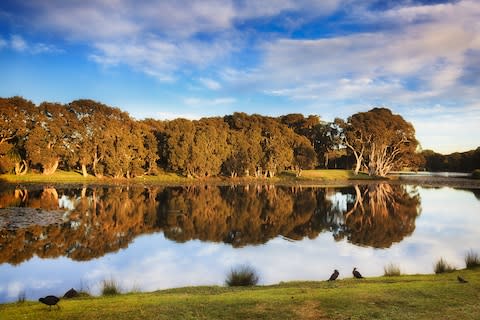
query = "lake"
(1, 183, 479, 303)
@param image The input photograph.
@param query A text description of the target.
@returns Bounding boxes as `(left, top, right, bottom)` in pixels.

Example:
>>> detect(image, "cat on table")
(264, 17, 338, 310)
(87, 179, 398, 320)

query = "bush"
(383, 263, 401, 277)
(472, 169, 480, 179)
(225, 265, 259, 287)
(101, 278, 122, 296)
(465, 250, 480, 269)
(434, 258, 456, 274)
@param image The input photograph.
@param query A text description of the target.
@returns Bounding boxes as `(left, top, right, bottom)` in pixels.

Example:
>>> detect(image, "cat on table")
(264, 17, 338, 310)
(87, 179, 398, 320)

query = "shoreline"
(1, 175, 480, 189)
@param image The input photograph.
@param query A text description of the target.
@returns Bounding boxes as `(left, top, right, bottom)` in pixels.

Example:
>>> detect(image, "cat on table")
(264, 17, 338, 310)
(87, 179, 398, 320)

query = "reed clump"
(465, 250, 480, 269)
(434, 258, 456, 274)
(225, 265, 259, 287)
(101, 278, 122, 296)
(384, 263, 401, 276)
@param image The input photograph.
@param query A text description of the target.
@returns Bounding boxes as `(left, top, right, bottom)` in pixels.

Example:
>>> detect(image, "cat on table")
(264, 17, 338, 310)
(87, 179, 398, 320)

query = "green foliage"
(101, 278, 122, 296)
(465, 250, 480, 269)
(434, 258, 456, 274)
(384, 263, 401, 276)
(422, 148, 480, 172)
(225, 265, 259, 287)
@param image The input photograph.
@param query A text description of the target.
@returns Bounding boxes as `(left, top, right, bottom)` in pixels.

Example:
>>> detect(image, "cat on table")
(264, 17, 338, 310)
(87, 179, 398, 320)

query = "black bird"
(39, 295, 60, 310)
(352, 267, 364, 279)
(328, 269, 339, 281)
(457, 275, 468, 283)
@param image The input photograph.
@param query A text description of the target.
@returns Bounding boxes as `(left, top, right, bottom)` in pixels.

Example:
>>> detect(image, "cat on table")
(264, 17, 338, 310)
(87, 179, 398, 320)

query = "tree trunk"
(81, 164, 88, 177)
(15, 160, 28, 175)
(43, 159, 59, 175)
(353, 155, 362, 175)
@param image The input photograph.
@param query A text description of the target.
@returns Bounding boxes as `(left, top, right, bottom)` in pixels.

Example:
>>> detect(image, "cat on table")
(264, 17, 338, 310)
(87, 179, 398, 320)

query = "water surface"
(0, 183, 479, 303)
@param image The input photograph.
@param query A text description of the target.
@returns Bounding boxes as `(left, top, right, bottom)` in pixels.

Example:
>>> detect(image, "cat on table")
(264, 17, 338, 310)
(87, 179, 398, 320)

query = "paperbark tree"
(336, 108, 419, 176)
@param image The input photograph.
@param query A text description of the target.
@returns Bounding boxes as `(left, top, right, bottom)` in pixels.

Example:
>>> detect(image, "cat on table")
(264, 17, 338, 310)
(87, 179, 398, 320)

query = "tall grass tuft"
(434, 258, 456, 274)
(225, 265, 259, 287)
(16, 291, 26, 303)
(384, 263, 401, 277)
(465, 250, 480, 269)
(101, 278, 122, 296)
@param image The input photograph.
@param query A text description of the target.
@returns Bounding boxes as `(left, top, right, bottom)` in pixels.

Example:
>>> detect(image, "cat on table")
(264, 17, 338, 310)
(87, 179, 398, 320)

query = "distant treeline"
(2, 96, 474, 179)
(422, 148, 480, 172)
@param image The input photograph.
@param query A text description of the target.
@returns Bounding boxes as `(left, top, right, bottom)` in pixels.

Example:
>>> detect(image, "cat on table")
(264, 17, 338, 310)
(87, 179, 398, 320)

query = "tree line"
(422, 148, 480, 172)
(0, 96, 428, 178)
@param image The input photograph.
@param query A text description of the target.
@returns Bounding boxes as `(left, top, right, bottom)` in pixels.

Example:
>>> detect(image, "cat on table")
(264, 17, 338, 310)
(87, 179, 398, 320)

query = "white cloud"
(10, 35, 28, 51)
(199, 78, 221, 90)
(3, 34, 63, 55)
(183, 97, 236, 107)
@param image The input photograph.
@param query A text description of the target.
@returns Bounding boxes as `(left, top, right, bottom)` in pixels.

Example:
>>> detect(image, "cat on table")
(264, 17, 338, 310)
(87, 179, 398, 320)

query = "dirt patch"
(293, 300, 329, 320)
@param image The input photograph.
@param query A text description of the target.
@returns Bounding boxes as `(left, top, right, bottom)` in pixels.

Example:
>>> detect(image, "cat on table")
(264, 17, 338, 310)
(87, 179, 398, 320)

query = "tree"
(0, 97, 36, 174)
(336, 108, 419, 176)
(24, 102, 76, 175)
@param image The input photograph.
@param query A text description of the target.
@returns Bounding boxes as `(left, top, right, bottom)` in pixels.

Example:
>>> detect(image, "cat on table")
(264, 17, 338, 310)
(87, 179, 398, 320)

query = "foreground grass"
(2, 268, 479, 320)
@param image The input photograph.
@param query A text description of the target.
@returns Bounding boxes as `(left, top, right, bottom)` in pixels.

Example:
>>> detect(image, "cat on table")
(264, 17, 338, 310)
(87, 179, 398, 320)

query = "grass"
(434, 257, 456, 274)
(1, 169, 377, 185)
(101, 279, 122, 296)
(465, 250, 480, 269)
(0, 170, 187, 184)
(225, 265, 259, 287)
(1, 269, 479, 320)
(280, 169, 376, 181)
(384, 263, 401, 277)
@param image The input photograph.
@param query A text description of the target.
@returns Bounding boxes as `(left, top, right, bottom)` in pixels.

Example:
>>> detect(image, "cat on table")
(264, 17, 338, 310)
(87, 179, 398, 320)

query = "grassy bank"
(2, 268, 479, 320)
(0, 169, 375, 186)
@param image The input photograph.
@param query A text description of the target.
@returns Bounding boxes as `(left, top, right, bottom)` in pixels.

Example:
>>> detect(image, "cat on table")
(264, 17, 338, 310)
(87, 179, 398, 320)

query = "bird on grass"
(328, 269, 339, 281)
(39, 295, 60, 310)
(352, 267, 364, 279)
(457, 276, 468, 283)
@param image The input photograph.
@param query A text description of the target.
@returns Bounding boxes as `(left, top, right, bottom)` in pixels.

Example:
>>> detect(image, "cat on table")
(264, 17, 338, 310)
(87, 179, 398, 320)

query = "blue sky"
(1, 0, 479, 154)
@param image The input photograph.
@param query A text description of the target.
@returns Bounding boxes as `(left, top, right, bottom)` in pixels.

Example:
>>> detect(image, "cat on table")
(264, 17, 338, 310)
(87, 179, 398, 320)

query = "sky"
(0, 0, 479, 154)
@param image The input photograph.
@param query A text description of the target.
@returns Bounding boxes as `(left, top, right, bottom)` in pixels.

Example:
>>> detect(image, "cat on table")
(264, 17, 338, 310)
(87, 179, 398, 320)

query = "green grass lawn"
(2, 268, 479, 320)
(0, 170, 188, 184)
(0, 169, 375, 186)
(280, 169, 376, 181)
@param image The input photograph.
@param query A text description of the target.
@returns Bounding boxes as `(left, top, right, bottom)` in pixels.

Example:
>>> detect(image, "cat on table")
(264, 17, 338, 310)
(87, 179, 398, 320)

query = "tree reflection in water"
(0, 183, 421, 265)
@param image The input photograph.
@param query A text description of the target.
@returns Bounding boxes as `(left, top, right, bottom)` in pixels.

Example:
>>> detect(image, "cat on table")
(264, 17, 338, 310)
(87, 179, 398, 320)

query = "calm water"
(0, 183, 479, 303)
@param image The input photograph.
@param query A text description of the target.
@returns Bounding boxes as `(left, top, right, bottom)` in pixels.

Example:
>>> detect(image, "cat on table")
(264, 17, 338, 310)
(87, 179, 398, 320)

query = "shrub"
(384, 263, 401, 277)
(472, 169, 480, 179)
(465, 250, 480, 269)
(101, 278, 122, 296)
(225, 265, 259, 287)
(434, 258, 456, 274)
